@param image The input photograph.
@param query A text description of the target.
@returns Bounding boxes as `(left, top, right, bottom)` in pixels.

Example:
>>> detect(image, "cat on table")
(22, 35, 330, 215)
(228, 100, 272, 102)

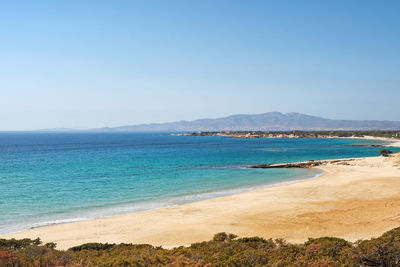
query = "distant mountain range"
(96, 112, 400, 132)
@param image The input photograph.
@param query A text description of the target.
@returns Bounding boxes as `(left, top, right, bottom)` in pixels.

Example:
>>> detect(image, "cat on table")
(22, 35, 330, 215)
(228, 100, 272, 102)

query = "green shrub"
(212, 232, 237, 242)
(0, 238, 42, 249)
(379, 149, 393, 156)
(70, 242, 115, 251)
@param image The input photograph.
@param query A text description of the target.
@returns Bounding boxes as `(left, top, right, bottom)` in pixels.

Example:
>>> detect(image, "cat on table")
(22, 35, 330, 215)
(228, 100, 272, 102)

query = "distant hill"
(96, 112, 400, 132)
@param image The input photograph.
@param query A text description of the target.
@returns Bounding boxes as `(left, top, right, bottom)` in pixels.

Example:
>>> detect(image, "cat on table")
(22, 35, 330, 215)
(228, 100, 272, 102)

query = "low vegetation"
(2, 227, 400, 266)
(380, 149, 393, 156)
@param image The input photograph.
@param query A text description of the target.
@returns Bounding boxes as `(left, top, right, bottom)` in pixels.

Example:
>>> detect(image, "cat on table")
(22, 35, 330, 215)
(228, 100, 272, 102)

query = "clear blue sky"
(1, 1, 399, 130)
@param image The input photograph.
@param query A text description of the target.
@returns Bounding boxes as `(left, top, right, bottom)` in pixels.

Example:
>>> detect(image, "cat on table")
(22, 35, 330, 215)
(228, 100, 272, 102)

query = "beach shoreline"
(1, 168, 324, 236)
(2, 168, 325, 235)
(350, 136, 400, 147)
(3, 152, 400, 250)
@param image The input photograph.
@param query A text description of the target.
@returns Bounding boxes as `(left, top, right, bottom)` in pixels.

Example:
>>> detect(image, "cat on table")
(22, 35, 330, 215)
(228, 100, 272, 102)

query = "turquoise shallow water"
(0, 132, 398, 234)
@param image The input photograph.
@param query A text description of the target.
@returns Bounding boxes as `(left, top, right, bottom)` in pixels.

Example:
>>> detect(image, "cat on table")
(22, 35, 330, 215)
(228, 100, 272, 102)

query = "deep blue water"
(0, 132, 398, 234)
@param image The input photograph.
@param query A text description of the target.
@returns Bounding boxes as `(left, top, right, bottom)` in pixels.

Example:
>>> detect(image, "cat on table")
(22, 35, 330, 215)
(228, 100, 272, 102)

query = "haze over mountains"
(98, 112, 400, 132)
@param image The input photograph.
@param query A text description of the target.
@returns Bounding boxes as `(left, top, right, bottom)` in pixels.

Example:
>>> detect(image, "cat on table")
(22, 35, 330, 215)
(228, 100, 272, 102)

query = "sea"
(0, 132, 398, 234)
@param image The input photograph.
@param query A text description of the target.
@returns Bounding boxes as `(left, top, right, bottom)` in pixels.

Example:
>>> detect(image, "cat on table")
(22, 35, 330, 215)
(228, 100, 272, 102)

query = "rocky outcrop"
(247, 159, 355, 169)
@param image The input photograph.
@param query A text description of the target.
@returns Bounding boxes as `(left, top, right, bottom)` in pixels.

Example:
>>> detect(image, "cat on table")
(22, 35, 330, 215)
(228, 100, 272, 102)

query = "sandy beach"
(351, 136, 400, 147)
(3, 151, 400, 250)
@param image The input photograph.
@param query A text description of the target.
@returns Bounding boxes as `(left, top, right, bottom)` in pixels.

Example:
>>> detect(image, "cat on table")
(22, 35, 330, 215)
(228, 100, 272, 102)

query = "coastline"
(176, 132, 400, 147)
(1, 168, 324, 235)
(349, 136, 400, 147)
(3, 153, 400, 250)
(1, 168, 323, 236)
